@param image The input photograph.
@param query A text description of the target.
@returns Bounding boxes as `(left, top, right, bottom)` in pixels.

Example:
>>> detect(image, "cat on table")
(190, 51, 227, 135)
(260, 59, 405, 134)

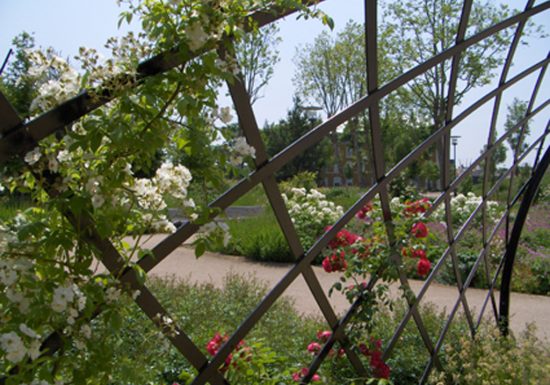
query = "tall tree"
(0, 32, 37, 117)
(504, 98, 530, 157)
(382, 0, 515, 129)
(381, 0, 524, 189)
(262, 97, 331, 182)
(481, 142, 507, 184)
(235, 23, 281, 105)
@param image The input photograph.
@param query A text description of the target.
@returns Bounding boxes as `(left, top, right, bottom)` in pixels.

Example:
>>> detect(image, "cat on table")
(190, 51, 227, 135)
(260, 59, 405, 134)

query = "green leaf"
(195, 241, 206, 258)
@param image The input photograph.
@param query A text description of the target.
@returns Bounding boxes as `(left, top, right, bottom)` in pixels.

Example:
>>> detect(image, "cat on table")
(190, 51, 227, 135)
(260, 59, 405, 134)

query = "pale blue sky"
(1, 0, 548, 167)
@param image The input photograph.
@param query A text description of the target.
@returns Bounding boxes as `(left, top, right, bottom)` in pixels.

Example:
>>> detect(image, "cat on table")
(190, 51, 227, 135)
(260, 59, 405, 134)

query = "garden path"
(133, 235, 550, 342)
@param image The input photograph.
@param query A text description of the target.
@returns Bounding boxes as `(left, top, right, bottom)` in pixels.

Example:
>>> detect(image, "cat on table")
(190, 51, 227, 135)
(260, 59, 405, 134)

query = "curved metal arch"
(499, 145, 550, 335)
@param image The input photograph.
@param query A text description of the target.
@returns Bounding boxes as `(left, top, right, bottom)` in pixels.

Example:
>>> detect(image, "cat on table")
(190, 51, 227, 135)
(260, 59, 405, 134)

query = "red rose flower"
(417, 257, 431, 277)
(307, 342, 322, 354)
(292, 368, 320, 382)
(412, 249, 426, 259)
(321, 257, 333, 272)
(411, 222, 429, 238)
(316, 330, 332, 342)
(322, 251, 347, 273)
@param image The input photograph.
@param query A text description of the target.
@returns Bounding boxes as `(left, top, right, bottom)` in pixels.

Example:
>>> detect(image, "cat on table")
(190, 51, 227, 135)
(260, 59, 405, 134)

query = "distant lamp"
(451, 135, 460, 167)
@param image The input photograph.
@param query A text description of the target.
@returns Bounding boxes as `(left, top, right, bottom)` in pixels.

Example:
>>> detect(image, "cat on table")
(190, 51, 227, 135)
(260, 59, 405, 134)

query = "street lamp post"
(451, 135, 460, 173)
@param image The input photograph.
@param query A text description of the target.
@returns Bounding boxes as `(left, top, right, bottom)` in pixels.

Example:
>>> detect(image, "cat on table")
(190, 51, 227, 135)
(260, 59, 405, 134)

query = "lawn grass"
(0, 195, 31, 221)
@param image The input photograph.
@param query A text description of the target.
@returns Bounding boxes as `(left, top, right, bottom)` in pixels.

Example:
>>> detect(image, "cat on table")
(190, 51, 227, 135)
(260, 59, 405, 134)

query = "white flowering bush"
(433, 192, 503, 227)
(282, 187, 344, 250)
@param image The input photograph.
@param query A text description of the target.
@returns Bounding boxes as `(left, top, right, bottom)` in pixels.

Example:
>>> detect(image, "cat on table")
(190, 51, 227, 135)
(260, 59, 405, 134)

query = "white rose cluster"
(25, 49, 81, 115)
(282, 188, 344, 249)
(0, 324, 41, 363)
(130, 161, 195, 233)
(229, 137, 256, 166)
(433, 192, 503, 226)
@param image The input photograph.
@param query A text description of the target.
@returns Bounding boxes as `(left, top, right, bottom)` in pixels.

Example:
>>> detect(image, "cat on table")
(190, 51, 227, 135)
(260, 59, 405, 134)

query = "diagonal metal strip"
(72, 8, 550, 282)
(441, 0, 477, 338)
(364, 0, 441, 370)
(0, 91, 22, 134)
(428, 99, 550, 213)
(482, 0, 534, 260)
(1, 2, 547, 171)
(504, 51, 549, 240)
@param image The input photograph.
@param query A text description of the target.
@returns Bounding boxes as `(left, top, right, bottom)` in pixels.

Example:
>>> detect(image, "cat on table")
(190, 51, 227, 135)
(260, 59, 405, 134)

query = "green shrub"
(78, 275, 550, 385)
(279, 171, 319, 192)
(213, 212, 293, 262)
(427, 324, 550, 385)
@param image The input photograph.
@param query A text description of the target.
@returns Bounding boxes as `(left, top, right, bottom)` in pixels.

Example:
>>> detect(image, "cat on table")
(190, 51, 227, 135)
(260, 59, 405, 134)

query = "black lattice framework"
(1, 1, 549, 384)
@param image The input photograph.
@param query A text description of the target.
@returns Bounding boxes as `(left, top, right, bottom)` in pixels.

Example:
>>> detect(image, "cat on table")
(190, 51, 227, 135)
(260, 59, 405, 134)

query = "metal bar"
(0, 91, 22, 134)
(0, 48, 13, 76)
(479, 0, 535, 332)
(500, 148, 550, 334)
(195, 47, 367, 384)
(2, 2, 548, 166)
(364, 0, 440, 370)
(441, 0, 476, 338)
(61, 209, 228, 385)
(505, 51, 549, 240)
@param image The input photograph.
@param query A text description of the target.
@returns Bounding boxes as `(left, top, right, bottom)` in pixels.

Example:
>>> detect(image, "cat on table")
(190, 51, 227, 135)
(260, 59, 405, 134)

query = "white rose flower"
(0, 332, 27, 363)
(186, 21, 209, 51)
(24, 147, 41, 165)
(219, 107, 233, 124)
(19, 324, 38, 339)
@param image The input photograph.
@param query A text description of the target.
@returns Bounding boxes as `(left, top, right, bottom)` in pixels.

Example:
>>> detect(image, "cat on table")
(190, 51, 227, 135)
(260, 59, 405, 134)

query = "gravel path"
(134, 235, 550, 342)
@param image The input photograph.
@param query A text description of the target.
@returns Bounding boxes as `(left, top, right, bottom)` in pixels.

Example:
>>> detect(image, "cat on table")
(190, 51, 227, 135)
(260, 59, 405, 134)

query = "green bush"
(427, 324, 550, 385)
(212, 212, 293, 262)
(85, 275, 550, 385)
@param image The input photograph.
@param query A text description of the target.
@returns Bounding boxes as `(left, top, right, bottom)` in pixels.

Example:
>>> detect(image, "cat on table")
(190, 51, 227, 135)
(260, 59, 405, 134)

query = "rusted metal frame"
(500, 145, 550, 335)
(364, 0, 441, 370)
(419, 203, 514, 383)
(475, 132, 549, 332)
(441, 0, 476, 338)
(475, 212, 508, 328)
(476, 133, 550, 330)
(384, 168, 513, 360)
(0, 91, 22, 135)
(0, 2, 326, 163)
(218, 49, 367, 382)
(0, 191, 228, 384)
(481, 0, 535, 243)
(505, 51, 549, 240)
(428, 99, 550, 214)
